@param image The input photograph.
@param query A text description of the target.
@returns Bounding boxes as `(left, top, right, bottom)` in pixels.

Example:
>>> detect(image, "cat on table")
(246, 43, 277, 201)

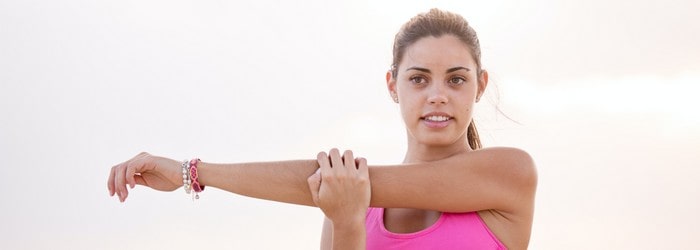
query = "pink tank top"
(365, 207, 507, 250)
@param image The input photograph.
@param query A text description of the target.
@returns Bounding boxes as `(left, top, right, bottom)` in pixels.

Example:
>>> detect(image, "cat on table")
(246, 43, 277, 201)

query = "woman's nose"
(427, 84, 448, 105)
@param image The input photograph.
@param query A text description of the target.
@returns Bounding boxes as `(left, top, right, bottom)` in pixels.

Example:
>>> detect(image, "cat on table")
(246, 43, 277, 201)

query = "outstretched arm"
(199, 159, 319, 206)
(198, 147, 536, 214)
(109, 147, 536, 214)
(369, 147, 537, 214)
(107, 153, 319, 205)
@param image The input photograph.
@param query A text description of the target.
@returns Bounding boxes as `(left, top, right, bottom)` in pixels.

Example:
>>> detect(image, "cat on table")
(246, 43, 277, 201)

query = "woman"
(108, 9, 537, 249)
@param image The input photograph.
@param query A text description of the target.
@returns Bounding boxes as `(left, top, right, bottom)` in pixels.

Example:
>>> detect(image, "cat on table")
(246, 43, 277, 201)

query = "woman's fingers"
(317, 151, 332, 172)
(311, 149, 371, 224)
(108, 165, 117, 196)
(356, 157, 368, 176)
(114, 162, 127, 202)
(109, 152, 150, 202)
(125, 162, 137, 189)
(126, 153, 151, 188)
(319, 148, 361, 172)
(329, 148, 344, 170)
(343, 150, 355, 169)
(108, 152, 188, 202)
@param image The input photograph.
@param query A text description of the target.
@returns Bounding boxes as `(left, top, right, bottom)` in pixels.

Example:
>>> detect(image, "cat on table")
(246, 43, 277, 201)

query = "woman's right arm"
(108, 151, 367, 250)
(109, 147, 536, 215)
(108, 152, 319, 205)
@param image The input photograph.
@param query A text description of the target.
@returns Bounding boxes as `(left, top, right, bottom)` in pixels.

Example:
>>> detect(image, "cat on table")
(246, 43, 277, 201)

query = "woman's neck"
(403, 135, 471, 163)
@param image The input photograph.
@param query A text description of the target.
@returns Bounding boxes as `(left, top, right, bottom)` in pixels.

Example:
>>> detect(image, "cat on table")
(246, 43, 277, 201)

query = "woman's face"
(388, 35, 487, 147)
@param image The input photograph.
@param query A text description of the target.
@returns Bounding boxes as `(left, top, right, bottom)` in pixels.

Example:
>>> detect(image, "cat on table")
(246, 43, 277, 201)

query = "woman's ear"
(476, 69, 489, 103)
(386, 70, 398, 103)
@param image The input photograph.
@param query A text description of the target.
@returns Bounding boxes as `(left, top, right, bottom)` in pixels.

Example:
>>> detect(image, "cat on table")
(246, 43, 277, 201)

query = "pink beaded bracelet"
(189, 158, 205, 199)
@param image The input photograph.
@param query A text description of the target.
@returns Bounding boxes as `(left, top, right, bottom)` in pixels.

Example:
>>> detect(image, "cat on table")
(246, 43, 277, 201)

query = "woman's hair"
(391, 8, 483, 150)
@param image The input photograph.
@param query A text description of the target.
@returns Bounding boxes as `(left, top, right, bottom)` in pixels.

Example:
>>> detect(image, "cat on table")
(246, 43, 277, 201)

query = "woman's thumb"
(307, 168, 322, 205)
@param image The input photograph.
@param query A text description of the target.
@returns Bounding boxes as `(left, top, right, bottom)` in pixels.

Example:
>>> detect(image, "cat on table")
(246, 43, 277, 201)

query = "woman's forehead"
(399, 35, 476, 70)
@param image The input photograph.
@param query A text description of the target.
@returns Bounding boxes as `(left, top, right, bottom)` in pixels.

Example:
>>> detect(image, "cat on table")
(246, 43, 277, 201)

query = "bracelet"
(181, 159, 191, 194)
(189, 158, 205, 199)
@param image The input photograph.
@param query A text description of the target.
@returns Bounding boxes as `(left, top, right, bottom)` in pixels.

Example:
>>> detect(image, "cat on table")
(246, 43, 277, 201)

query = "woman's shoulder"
(473, 146, 534, 163)
(465, 147, 538, 185)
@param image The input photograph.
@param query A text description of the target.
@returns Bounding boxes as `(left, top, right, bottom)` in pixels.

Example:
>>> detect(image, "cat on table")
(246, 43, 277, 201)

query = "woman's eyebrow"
(405, 66, 471, 73)
(446, 66, 471, 73)
(406, 67, 431, 73)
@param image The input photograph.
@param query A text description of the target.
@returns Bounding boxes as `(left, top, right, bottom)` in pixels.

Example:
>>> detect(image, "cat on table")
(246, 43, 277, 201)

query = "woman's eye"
(410, 76, 427, 85)
(449, 77, 466, 85)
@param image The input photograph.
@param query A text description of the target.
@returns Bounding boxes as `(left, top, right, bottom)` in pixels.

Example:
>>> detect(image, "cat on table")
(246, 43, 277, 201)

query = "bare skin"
(108, 148, 535, 248)
(308, 150, 371, 250)
(316, 35, 538, 249)
(107, 35, 537, 250)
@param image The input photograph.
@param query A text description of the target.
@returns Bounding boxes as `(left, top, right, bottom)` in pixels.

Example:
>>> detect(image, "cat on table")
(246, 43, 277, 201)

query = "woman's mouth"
(421, 115, 453, 128)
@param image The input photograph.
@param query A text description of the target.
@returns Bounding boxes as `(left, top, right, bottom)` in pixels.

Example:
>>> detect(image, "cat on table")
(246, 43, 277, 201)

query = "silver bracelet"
(181, 159, 192, 195)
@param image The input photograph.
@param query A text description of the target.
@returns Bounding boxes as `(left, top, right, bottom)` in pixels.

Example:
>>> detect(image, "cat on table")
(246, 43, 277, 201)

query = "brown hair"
(391, 8, 484, 150)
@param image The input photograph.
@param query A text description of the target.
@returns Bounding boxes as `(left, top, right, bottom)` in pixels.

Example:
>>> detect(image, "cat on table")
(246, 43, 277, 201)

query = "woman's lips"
(421, 115, 453, 128)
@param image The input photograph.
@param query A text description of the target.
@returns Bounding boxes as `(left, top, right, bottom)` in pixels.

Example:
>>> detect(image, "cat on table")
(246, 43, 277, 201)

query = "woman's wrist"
(331, 217, 367, 250)
(332, 220, 365, 236)
(330, 214, 367, 230)
(196, 161, 215, 187)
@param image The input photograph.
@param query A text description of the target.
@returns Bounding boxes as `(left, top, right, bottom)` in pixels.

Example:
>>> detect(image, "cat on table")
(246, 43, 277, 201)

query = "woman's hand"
(307, 149, 371, 227)
(108, 152, 182, 202)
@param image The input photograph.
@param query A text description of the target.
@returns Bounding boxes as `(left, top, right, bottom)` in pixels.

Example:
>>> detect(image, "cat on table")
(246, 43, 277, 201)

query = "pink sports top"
(365, 207, 507, 250)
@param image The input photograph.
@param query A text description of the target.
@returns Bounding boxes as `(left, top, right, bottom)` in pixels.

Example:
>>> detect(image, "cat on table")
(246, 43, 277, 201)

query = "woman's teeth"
(425, 116, 450, 122)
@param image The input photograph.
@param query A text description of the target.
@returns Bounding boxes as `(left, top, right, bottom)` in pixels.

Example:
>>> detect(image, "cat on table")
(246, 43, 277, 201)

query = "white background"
(1, 0, 699, 249)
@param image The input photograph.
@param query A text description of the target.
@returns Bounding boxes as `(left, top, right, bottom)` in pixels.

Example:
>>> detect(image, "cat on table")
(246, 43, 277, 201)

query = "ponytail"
(467, 119, 481, 150)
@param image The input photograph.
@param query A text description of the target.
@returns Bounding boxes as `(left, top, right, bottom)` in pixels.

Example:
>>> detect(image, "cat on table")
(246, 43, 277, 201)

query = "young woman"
(108, 9, 537, 250)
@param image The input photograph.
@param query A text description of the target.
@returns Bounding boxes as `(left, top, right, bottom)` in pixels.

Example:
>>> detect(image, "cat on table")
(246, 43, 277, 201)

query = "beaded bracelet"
(189, 158, 205, 199)
(181, 159, 192, 194)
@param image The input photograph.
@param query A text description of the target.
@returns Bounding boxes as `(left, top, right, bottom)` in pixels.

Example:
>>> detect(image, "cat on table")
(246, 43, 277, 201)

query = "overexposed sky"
(1, 0, 699, 249)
